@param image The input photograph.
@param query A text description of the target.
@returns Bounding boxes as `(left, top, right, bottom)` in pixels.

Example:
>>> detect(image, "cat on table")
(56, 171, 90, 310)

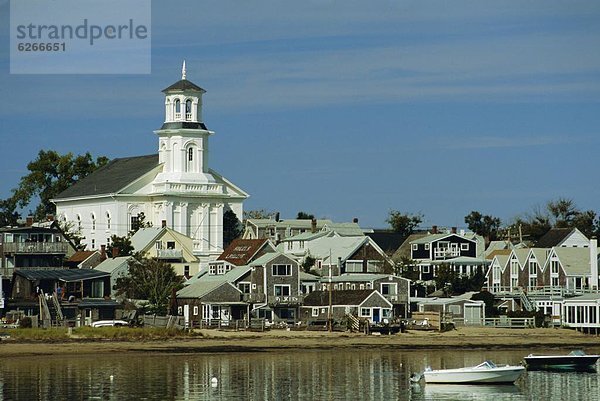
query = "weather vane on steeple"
(182, 60, 187, 80)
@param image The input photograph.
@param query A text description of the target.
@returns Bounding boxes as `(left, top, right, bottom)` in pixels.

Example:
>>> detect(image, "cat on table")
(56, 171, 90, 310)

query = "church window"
(174, 99, 181, 119)
(185, 99, 192, 120)
(188, 147, 193, 161)
(131, 215, 140, 232)
(91, 213, 96, 231)
(76, 214, 82, 232)
(106, 212, 111, 230)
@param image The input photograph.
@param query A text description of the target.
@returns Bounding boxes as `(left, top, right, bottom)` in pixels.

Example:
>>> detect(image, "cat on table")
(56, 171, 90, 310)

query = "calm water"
(1, 348, 600, 400)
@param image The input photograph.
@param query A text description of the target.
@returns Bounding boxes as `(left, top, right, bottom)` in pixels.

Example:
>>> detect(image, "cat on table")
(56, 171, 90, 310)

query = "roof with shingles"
(176, 280, 238, 299)
(162, 79, 205, 93)
(94, 256, 133, 274)
(303, 289, 378, 306)
(15, 269, 109, 282)
(67, 251, 97, 263)
(217, 238, 271, 266)
(323, 273, 408, 283)
(535, 228, 576, 248)
(552, 247, 593, 276)
(366, 230, 405, 255)
(54, 155, 159, 200)
(393, 233, 429, 260)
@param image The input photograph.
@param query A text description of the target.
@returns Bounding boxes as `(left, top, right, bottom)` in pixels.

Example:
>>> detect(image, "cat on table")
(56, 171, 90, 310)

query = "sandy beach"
(1, 327, 599, 357)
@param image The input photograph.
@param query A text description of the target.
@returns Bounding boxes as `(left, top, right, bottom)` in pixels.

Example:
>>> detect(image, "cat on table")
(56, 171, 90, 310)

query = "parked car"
(91, 320, 129, 328)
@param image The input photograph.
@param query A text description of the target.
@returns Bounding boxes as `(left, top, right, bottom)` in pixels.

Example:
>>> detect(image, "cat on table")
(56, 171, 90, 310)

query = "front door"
(372, 308, 380, 323)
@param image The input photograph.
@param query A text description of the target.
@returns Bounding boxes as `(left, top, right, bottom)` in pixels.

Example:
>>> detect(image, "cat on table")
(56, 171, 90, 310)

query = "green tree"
(464, 211, 502, 244)
(296, 211, 315, 220)
(301, 255, 316, 273)
(128, 211, 152, 236)
(223, 209, 243, 248)
(547, 197, 578, 227)
(471, 291, 500, 317)
(6, 150, 108, 220)
(386, 210, 423, 238)
(115, 256, 184, 315)
(0, 198, 20, 227)
(107, 235, 134, 257)
(243, 209, 273, 220)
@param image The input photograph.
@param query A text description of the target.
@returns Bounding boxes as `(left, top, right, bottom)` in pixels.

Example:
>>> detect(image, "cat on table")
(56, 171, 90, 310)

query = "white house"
(53, 63, 249, 267)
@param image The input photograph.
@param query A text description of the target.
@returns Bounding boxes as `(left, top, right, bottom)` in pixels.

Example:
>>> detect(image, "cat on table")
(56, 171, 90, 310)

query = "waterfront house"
(407, 228, 485, 281)
(0, 223, 76, 280)
(246, 252, 302, 323)
(320, 273, 410, 318)
(561, 294, 600, 332)
(301, 289, 393, 325)
(413, 292, 485, 326)
(176, 277, 246, 327)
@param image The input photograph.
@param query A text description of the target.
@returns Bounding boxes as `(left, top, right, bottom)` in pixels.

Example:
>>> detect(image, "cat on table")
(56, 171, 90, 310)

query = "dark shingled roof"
(15, 269, 110, 282)
(535, 228, 576, 248)
(217, 238, 271, 266)
(54, 154, 159, 199)
(159, 121, 208, 130)
(366, 230, 406, 255)
(303, 289, 376, 306)
(162, 79, 205, 93)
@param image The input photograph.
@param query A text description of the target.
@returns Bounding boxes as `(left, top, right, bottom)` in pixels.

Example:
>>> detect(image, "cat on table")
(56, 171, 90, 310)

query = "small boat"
(420, 360, 525, 384)
(524, 350, 600, 371)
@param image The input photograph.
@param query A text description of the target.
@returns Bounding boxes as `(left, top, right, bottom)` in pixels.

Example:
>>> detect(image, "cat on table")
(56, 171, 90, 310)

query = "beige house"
(130, 227, 200, 277)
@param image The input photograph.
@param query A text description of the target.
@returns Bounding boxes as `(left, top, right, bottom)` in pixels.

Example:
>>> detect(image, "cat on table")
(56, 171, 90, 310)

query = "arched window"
(185, 99, 192, 121)
(186, 147, 194, 172)
(174, 99, 181, 119)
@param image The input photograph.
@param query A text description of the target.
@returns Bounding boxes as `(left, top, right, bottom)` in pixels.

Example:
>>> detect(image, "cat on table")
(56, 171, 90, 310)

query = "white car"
(91, 320, 129, 328)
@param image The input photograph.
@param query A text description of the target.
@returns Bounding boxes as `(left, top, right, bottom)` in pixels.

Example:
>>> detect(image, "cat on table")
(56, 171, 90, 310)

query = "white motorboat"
(420, 360, 525, 384)
(523, 350, 600, 371)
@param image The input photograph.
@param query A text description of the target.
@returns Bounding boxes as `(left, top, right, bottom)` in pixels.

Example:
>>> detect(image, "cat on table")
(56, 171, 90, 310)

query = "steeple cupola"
(162, 61, 206, 123)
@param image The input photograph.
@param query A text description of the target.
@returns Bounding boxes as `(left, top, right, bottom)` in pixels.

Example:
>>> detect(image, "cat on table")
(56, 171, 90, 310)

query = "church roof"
(162, 79, 205, 93)
(54, 154, 159, 199)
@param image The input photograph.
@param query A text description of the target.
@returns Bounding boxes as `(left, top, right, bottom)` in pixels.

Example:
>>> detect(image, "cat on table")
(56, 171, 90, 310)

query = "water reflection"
(0, 349, 599, 400)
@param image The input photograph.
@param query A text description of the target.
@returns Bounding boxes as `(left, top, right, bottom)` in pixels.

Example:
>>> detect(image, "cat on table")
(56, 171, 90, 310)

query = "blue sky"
(1, 1, 599, 229)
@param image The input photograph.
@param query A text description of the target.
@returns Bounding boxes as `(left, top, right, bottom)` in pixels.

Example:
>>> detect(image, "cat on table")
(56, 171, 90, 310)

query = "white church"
(53, 64, 249, 266)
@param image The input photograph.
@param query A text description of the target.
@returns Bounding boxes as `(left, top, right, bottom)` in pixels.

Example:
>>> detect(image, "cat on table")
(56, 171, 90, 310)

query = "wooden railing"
(3, 242, 69, 254)
(483, 317, 534, 328)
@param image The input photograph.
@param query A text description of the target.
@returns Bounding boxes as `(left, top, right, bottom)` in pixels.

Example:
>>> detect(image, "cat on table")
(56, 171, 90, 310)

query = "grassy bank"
(1, 326, 201, 342)
(0, 326, 598, 357)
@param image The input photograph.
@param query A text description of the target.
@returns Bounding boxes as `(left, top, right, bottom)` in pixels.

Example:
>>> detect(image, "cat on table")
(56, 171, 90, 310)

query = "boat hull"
(423, 366, 525, 384)
(524, 355, 599, 370)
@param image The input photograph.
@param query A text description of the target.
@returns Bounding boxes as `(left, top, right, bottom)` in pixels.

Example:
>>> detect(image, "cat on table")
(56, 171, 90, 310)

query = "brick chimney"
(46, 214, 55, 222)
(451, 227, 457, 234)
(26, 216, 34, 227)
(112, 247, 120, 259)
(275, 212, 280, 222)
(353, 218, 359, 224)
(432, 225, 438, 234)
(100, 245, 107, 260)
(161, 220, 167, 228)
(311, 218, 317, 233)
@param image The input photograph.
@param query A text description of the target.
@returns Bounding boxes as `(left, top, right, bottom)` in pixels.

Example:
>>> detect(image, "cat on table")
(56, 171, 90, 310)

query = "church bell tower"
(154, 61, 214, 183)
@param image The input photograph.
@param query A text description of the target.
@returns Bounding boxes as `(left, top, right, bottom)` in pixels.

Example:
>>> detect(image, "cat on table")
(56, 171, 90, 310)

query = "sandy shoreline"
(1, 327, 599, 357)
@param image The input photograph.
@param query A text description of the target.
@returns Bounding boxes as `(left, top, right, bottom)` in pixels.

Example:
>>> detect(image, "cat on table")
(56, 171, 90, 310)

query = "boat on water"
(524, 350, 600, 371)
(417, 360, 525, 384)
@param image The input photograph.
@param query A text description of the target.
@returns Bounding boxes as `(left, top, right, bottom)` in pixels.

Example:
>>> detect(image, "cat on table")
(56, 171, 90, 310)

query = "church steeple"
(162, 61, 206, 124)
(155, 64, 214, 180)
